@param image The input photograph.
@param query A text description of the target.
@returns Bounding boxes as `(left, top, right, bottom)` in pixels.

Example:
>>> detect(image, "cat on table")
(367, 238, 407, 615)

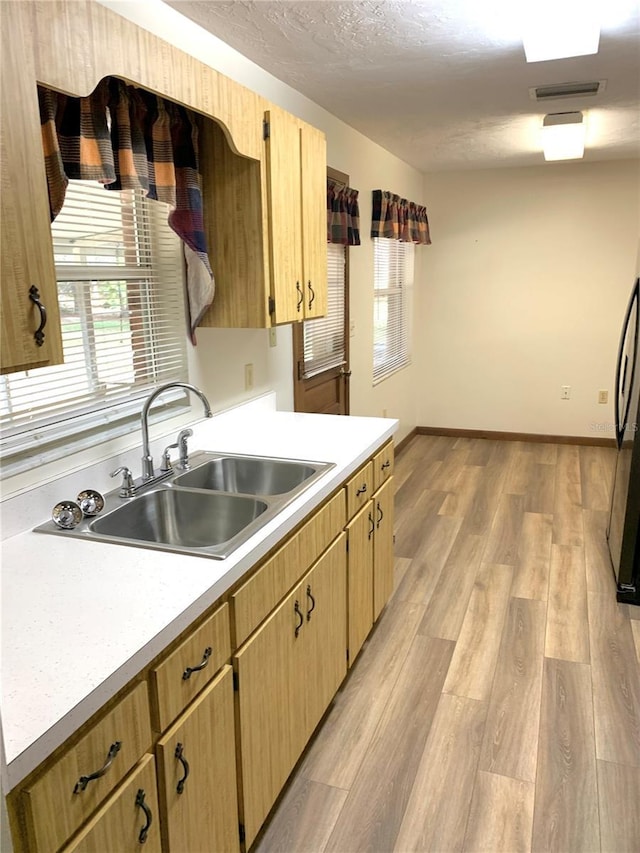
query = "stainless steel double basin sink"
(37, 453, 334, 559)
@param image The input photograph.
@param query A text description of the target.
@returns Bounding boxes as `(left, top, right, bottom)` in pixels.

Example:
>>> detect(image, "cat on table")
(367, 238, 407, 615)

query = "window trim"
(372, 237, 413, 384)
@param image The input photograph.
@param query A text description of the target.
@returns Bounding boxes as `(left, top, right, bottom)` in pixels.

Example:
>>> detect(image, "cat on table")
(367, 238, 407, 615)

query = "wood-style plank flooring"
(253, 436, 640, 853)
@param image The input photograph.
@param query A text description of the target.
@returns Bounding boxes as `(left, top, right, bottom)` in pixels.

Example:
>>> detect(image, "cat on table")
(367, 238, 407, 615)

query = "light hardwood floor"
(253, 436, 640, 853)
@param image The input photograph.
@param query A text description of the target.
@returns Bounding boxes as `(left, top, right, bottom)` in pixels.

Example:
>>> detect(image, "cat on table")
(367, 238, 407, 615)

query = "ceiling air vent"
(529, 80, 607, 101)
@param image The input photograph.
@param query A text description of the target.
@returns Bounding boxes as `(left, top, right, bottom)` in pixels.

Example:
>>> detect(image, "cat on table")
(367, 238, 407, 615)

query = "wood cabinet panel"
(345, 462, 374, 520)
(373, 477, 395, 620)
(150, 602, 230, 733)
(373, 441, 395, 492)
(347, 503, 375, 665)
(156, 667, 240, 853)
(0, 1, 63, 374)
(297, 489, 346, 569)
(60, 754, 161, 853)
(300, 122, 328, 319)
(22, 682, 151, 853)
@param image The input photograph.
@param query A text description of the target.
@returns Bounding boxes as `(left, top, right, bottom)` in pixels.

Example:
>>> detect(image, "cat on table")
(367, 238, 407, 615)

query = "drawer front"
(232, 490, 345, 648)
(61, 753, 161, 853)
(345, 461, 373, 520)
(373, 442, 394, 492)
(151, 602, 230, 733)
(23, 682, 151, 853)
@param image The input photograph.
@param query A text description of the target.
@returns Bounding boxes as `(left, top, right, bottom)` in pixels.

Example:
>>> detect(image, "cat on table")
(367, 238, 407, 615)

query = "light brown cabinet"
(346, 502, 375, 664)
(373, 476, 395, 620)
(0, 2, 63, 375)
(60, 754, 161, 853)
(234, 534, 347, 848)
(156, 667, 240, 853)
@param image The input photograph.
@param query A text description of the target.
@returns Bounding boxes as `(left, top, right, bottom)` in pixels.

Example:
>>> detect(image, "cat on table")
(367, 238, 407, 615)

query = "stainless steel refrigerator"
(607, 277, 640, 605)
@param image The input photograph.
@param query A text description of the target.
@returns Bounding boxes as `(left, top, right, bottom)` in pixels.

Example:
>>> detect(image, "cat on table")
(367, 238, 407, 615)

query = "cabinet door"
(300, 123, 327, 320)
(373, 477, 395, 620)
(61, 754, 161, 853)
(346, 502, 374, 665)
(234, 580, 304, 848)
(156, 666, 240, 853)
(264, 107, 304, 324)
(302, 534, 347, 739)
(0, 2, 63, 374)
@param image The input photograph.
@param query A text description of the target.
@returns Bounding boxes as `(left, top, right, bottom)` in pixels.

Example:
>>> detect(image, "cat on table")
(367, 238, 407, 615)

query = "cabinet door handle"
(368, 512, 375, 540)
(307, 280, 315, 310)
(29, 285, 47, 347)
(306, 584, 316, 621)
(294, 600, 304, 637)
(296, 281, 304, 312)
(381, 460, 391, 471)
(356, 484, 367, 497)
(135, 788, 153, 844)
(377, 501, 384, 529)
(174, 742, 190, 794)
(182, 646, 212, 680)
(73, 741, 122, 793)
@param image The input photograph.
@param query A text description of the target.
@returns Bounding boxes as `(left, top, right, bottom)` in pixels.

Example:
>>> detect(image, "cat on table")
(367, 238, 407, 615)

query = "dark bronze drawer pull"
(296, 281, 304, 312)
(368, 512, 375, 540)
(381, 460, 391, 471)
(175, 742, 190, 794)
(135, 788, 153, 844)
(73, 741, 122, 793)
(294, 600, 304, 637)
(356, 484, 367, 497)
(377, 502, 384, 528)
(307, 280, 315, 309)
(182, 646, 212, 680)
(306, 584, 316, 621)
(29, 285, 47, 347)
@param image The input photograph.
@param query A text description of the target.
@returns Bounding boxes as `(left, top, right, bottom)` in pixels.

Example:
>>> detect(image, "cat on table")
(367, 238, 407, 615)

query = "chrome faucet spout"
(140, 382, 213, 479)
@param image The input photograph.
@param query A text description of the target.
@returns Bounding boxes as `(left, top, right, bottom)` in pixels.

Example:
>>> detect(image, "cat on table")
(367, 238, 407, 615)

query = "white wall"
(416, 159, 640, 438)
(98, 0, 423, 445)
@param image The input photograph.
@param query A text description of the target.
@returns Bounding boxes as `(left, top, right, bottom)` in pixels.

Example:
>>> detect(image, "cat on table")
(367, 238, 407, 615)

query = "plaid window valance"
(38, 78, 213, 342)
(371, 189, 431, 245)
(327, 178, 360, 245)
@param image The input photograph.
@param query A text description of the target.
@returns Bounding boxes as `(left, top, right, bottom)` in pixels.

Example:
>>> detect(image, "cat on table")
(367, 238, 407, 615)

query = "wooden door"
(346, 503, 375, 665)
(156, 666, 240, 853)
(300, 534, 348, 742)
(300, 123, 327, 319)
(0, 1, 63, 374)
(264, 107, 303, 324)
(61, 754, 161, 853)
(373, 477, 395, 621)
(234, 578, 306, 848)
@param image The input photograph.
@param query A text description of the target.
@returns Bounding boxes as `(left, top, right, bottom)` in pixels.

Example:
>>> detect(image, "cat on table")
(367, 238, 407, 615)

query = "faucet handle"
(177, 429, 193, 470)
(161, 443, 179, 473)
(111, 466, 136, 498)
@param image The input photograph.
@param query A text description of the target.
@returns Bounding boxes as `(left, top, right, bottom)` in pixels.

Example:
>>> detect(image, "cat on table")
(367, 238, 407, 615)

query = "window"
(0, 181, 188, 475)
(373, 238, 414, 383)
(302, 243, 346, 378)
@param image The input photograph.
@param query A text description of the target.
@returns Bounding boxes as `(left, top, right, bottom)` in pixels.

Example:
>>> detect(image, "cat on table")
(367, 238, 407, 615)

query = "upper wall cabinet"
(0, 3, 63, 375)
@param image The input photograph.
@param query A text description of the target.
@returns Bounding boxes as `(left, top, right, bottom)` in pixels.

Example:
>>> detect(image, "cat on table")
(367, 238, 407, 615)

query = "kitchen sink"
(34, 451, 334, 560)
(91, 489, 267, 549)
(173, 454, 320, 495)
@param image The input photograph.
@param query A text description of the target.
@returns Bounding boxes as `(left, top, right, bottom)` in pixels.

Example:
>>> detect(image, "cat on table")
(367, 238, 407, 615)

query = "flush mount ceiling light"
(522, 1, 600, 62)
(542, 112, 586, 160)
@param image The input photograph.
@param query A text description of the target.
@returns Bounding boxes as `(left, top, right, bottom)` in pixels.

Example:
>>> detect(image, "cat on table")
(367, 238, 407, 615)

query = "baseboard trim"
(394, 428, 418, 455)
(415, 426, 617, 448)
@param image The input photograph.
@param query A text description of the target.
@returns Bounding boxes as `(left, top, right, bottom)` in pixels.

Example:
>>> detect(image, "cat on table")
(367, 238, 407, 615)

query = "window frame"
(372, 237, 414, 384)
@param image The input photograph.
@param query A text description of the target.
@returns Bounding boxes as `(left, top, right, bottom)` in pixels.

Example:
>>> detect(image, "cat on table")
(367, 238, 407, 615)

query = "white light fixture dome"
(542, 112, 586, 160)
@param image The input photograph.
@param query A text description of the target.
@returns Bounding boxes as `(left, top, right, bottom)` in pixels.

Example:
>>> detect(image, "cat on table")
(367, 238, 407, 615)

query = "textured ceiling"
(166, 1, 640, 171)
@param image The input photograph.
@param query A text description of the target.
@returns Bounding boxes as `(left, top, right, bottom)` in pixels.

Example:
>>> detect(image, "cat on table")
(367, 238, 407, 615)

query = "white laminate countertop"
(0, 396, 397, 791)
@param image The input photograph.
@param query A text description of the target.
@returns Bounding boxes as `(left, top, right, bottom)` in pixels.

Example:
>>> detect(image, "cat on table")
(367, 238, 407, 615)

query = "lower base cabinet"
(373, 477, 394, 620)
(234, 533, 347, 848)
(61, 754, 161, 853)
(156, 666, 240, 853)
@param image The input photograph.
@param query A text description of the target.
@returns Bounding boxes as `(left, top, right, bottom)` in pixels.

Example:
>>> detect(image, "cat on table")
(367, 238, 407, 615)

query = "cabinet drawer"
(373, 442, 394, 492)
(61, 753, 161, 853)
(150, 602, 230, 733)
(345, 461, 373, 520)
(22, 682, 151, 853)
(232, 490, 345, 647)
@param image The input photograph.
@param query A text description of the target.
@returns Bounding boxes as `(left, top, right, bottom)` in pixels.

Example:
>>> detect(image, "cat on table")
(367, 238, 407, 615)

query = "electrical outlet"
(269, 328, 277, 348)
(244, 363, 254, 390)
(598, 389, 608, 404)
(561, 385, 571, 400)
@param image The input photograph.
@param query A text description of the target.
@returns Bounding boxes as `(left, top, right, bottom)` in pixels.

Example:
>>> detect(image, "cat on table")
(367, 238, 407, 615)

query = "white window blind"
(373, 238, 413, 383)
(0, 181, 188, 473)
(302, 243, 346, 378)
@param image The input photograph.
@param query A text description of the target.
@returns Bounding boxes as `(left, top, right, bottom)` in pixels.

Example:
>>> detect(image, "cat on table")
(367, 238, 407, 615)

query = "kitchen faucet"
(141, 382, 213, 479)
